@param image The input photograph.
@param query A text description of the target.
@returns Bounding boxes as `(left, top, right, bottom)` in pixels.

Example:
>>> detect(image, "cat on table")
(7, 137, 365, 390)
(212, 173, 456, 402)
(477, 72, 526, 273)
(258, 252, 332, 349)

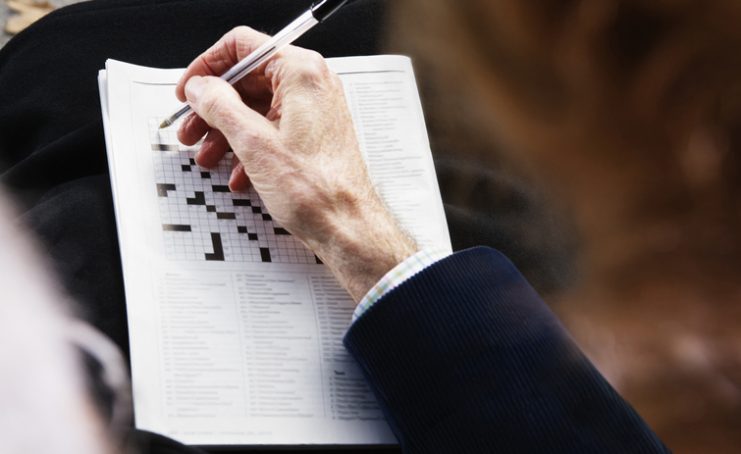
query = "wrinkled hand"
(176, 26, 417, 301)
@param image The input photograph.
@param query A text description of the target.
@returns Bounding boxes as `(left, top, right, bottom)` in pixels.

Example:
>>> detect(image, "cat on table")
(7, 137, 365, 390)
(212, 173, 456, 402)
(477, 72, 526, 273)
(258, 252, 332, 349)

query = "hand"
(176, 26, 418, 302)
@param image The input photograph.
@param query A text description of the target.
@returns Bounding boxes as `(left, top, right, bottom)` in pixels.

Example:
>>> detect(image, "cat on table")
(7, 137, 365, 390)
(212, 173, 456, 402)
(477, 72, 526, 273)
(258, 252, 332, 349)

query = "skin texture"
(176, 26, 418, 302)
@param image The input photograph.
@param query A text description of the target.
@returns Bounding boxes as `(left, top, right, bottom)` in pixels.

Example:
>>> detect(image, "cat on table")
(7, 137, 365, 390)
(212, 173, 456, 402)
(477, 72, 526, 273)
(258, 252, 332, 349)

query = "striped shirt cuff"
(352, 247, 452, 322)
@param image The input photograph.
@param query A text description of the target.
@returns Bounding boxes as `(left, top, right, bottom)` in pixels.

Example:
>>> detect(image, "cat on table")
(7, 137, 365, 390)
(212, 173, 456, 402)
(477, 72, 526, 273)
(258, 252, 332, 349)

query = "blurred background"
(0, 0, 77, 47)
(387, 1, 741, 453)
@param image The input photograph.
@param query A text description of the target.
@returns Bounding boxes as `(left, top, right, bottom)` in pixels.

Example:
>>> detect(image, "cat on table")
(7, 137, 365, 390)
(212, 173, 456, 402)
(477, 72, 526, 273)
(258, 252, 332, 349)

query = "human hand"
(176, 26, 417, 301)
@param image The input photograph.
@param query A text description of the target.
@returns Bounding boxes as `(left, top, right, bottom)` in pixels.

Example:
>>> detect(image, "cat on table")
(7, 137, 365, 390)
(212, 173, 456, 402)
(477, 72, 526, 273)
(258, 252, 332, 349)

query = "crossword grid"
(150, 119, 321, 264)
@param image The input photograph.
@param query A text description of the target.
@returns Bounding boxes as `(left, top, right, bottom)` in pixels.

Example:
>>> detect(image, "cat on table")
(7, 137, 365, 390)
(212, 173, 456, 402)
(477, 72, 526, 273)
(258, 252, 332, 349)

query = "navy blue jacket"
(345, 247, 670, 453)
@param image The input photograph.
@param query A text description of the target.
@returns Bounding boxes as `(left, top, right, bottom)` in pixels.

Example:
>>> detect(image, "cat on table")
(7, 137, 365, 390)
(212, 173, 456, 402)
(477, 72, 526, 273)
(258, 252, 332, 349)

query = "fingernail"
(185, 76, 205, 101)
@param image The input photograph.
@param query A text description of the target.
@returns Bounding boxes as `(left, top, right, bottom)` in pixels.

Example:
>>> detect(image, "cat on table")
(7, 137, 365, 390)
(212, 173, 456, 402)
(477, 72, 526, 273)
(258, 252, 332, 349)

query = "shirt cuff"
(352, 247, 452, 322)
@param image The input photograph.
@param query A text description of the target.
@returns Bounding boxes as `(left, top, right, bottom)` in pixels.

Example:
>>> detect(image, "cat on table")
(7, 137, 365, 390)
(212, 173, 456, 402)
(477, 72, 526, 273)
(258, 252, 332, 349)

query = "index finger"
(176, 26, 272, 102)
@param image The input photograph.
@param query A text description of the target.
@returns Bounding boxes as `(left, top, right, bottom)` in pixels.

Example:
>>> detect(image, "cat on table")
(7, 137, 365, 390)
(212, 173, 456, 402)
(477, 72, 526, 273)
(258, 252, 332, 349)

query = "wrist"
(311, 202, 418, 302)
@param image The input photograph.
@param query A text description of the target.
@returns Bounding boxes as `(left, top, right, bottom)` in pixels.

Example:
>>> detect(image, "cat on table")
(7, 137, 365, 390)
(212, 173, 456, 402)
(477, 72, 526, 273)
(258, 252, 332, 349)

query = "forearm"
(345, 247, 669, 453)
(309, 197, 418, 302)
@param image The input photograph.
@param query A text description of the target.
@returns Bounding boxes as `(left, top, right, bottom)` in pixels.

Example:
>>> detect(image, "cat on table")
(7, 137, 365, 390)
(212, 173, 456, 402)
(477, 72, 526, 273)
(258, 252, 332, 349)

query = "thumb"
(184, 75, 275, 145)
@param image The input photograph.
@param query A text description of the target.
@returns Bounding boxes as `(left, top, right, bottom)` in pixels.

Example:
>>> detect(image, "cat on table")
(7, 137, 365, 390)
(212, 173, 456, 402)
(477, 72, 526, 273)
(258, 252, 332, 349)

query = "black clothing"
(346, 247, 668, 453)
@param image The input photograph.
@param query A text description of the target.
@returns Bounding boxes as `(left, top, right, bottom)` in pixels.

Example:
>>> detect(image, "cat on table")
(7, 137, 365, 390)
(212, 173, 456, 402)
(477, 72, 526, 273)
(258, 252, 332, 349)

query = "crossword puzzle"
(149, 119, 322, 264)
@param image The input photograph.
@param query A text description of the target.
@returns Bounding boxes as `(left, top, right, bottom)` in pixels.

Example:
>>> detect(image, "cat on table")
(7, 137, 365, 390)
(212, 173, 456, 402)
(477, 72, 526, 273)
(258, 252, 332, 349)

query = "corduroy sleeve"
(344, 247, 669, 453)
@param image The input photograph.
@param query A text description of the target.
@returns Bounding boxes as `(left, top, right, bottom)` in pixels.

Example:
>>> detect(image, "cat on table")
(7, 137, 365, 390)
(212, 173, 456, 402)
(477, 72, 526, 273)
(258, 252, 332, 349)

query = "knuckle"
(293, 50, 330, 85)
(307, 51, 330, 74)
(232, 25, 252, 35)
(304, 50, 325, 66)
(200, 51, 220, 73)
(233, 26, 257, 47)
(227, 25, 253, 42)
(217, 26, 261, 62)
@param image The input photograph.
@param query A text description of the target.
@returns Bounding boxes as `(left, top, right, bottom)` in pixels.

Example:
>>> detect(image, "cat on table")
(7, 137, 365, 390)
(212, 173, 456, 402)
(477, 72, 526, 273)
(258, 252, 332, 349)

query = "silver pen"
(159, 0, 350, 129)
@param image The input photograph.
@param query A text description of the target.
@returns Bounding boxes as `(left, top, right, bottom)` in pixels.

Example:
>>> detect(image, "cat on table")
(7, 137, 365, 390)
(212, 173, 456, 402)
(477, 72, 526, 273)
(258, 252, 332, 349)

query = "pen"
(159, 0, 350, 129)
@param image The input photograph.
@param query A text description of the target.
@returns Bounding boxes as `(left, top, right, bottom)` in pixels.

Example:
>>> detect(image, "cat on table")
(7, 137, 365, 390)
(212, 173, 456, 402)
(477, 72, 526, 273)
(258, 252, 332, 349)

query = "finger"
(177, 112, 210, 146)
(228, 156, 251, 192)
(195, 129, 230, 169)
(176, 26, 272, 102)
(264, 47, 333, 96)
(184, 76, 276, 164)
(262, 48, 344, 122)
